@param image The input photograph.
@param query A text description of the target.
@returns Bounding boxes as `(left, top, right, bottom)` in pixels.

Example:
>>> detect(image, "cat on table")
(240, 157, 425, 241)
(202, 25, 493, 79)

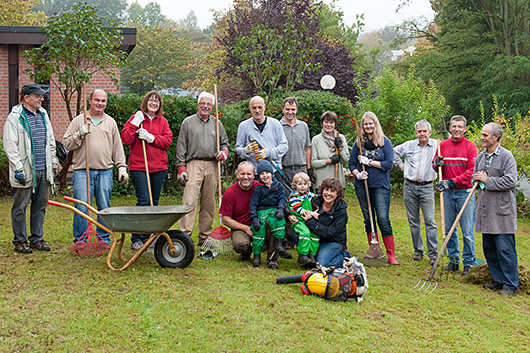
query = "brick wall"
(0, 44, 121, 140)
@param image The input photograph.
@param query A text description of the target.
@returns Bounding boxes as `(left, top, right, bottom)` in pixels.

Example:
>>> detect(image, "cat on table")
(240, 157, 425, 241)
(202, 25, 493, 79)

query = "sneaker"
(15, 241, 33, 254)
(443, 262, 459, 272)
(30, 240, 50, 251)
(412, 254, 423, 261)
(131, 241, 143, 251)
(499, 288, 516, 296)
(483, 282, 503, 290)
(461, 265, 472, 275)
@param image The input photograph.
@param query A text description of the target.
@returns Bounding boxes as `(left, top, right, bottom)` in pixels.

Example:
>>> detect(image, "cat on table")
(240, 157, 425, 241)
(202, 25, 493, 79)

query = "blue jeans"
(130, 169, 167, 243)
(316, 242, 351, 269)
(483, 233, 518, 291)
(444, 188, 475, 266)
(72, 169, 113, 243)
(355, 186, 393, 238)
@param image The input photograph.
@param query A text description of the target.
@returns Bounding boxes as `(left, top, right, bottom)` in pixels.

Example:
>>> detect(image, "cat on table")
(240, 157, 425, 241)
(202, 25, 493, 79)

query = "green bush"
(0, 139, 11, 196)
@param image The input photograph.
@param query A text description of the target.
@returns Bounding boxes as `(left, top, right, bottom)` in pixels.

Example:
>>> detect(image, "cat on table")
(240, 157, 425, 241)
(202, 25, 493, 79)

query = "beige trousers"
(179, 159, 218, 244)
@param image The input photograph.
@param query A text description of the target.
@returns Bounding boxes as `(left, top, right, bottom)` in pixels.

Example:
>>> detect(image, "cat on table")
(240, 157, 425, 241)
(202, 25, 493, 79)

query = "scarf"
(321, 128, 339, 153)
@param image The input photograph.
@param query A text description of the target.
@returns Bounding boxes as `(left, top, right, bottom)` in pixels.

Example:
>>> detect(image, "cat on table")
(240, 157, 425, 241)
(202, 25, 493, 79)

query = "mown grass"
(0, 189, 529, 352)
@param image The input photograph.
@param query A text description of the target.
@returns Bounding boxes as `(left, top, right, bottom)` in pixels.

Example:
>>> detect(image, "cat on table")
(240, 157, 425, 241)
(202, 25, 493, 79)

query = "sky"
(127, 0, 434, 33)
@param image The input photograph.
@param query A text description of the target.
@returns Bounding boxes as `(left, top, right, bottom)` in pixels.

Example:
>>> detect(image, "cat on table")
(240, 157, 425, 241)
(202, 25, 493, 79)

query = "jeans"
(130, 169, 167, 243)
(483, 233, 518, 291)
(355, 186, 393, 238)
(11, 170, 49, 244)
(72, 169, 114, 243)
(444, 188, 476, 266)
(404, 180, 438, 259)
(316, 242, 350, 269)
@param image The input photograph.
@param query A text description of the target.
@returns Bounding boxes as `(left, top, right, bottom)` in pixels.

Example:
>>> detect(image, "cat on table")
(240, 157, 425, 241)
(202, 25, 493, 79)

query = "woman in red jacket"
(121, 91, 173, 250)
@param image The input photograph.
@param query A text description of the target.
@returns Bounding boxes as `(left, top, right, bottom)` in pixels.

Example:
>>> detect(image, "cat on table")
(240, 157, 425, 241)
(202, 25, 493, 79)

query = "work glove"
(216, 150, 229, 163)
(334, 136, 343, 149)
(274, 208, 285, 220)
(255, 148, 267, 161)
(130, 110, 145, 127)
(244, 141, 259, 154)
(79, 124, 90, 138)
(435, 179, 456, 192)
(307, 168, 316, 184)
(137, 128, 155, 143)
(434, 156, 444, 168)
(177, 166, 188, 186)
(330, 154, 340, 164)
(356, 170, 368, 180)
(53, 164, 60, 178)
(15, 169, 25, 185)
(251, 218, 262, 232)
(118, 167, 129, 185)
(358, 155, 373, 166)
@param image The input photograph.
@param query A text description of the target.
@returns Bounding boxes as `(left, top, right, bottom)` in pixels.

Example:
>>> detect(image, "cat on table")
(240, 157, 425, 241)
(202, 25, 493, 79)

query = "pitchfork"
(414, 181, 478, 293)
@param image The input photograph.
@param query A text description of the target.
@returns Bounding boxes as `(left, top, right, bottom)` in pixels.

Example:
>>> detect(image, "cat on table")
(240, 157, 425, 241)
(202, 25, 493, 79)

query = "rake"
(414, 181, 478, 293)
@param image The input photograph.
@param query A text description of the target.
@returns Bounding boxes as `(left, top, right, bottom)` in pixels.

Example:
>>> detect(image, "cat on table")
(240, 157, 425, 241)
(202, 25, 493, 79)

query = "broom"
(201, 84, 232, 255)
(71, 84, 109, 257)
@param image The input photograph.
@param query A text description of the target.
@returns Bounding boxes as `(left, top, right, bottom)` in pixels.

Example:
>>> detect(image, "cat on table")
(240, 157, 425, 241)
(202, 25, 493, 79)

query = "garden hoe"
(413, 181, 479, 293)
(202, 84, 232, 255)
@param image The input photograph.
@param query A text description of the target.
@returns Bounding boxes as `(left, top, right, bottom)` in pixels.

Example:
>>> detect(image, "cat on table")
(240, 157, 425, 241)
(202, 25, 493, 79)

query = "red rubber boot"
(383, 236, 400, 265)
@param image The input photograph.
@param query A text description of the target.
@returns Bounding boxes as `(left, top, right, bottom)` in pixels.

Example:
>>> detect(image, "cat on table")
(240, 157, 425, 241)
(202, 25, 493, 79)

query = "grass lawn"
(0, 188, 529, 352)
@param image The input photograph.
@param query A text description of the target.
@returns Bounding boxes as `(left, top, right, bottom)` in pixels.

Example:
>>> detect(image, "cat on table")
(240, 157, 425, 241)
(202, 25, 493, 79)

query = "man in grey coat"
(473, 122, 518, 295)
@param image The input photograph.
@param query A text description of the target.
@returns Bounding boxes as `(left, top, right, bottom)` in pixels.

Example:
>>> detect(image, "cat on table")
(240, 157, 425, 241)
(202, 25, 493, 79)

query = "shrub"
(0, 139, 11, 196)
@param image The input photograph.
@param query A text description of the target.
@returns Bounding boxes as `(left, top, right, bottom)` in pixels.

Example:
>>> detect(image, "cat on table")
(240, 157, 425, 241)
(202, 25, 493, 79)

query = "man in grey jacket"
(3, 83, 58, 253)
(473, 122, 518, 295)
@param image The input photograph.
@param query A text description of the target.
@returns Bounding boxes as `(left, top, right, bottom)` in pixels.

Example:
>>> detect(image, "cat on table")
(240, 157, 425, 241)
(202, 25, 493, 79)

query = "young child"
(249, 160, 289, 268)
(289, 172, 319, 268)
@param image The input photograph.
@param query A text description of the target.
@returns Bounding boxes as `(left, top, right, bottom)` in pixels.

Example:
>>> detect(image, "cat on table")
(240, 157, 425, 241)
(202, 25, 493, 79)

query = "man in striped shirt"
(433, 115, 477, 275)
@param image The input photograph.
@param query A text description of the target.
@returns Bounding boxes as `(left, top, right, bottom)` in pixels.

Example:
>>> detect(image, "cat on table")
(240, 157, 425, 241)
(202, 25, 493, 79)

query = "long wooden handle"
(140, 122, 153, 206)
(437, 139, 446, 244)
(82, 84, 90, 211)
(354, 119, 376, 236)
(214, 85, 222, 224)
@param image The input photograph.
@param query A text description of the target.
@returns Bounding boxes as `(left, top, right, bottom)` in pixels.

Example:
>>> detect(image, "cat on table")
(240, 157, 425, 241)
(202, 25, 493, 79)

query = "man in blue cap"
(3, 83, 58, 253)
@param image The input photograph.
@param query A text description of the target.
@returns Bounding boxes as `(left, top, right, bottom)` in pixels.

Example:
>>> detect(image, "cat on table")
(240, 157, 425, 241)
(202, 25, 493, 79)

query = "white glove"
(79, 124, 90, 138)
(131, 110, 145, 127)
(255, 148, 266, 161)
(358, 155, 373, 166)
(356, 171, 368, 180)
(244, 141, 259, 154)
(118, 167, 129, 185)
(137, 128, 154, 143)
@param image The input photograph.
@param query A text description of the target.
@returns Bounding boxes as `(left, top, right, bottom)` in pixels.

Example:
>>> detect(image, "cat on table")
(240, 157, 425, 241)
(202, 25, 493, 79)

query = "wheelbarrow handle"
(47, 200, 113, 235)
(63, 196, 99, 215)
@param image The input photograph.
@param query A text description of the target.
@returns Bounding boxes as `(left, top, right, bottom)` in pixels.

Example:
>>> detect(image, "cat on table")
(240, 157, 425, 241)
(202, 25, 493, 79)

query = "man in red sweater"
(433, 115, 477, 275)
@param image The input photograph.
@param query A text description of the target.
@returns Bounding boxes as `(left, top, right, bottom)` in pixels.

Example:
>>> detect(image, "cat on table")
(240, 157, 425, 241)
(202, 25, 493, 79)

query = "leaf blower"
(276, 257, 369, 302)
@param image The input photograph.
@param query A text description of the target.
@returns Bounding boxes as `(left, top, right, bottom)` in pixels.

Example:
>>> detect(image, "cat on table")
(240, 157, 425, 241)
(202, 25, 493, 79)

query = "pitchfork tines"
(413, 277, 438, 293)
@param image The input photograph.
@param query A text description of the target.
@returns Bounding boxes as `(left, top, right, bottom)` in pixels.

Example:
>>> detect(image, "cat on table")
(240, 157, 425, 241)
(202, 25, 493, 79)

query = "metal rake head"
(413, 278, 438, 294)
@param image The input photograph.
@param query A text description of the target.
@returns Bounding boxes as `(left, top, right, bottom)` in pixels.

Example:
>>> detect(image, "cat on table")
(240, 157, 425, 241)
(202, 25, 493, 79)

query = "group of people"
(3, 83, 519, 295)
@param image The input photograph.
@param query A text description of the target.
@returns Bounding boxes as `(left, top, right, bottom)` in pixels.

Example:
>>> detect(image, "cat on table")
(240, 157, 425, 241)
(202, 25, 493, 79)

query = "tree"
(33, 0, 128, 23)
(23, 3, 126, 188)
(125, 1, 165, 27)
(121, 23, 196, 94)
(0, 0, 46, 25)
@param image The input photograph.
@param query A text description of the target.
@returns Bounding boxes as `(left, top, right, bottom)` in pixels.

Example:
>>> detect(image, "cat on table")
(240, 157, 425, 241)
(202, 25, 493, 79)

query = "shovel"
(414, 181, 478, 293)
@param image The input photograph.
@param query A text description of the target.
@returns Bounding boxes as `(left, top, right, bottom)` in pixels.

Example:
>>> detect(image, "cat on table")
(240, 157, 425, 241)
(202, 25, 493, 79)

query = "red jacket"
(121, 112, 173, 172)
(432, 137, 477, 188)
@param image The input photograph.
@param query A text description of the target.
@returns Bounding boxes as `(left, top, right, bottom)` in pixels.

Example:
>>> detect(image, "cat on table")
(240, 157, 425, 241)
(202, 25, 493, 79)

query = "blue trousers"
(316, 242, 350, 269)
(444, 188, 475, 266)
(355, 186, 393, 238)
(483, 233, 518, 291)
(72, 169, 113, 243)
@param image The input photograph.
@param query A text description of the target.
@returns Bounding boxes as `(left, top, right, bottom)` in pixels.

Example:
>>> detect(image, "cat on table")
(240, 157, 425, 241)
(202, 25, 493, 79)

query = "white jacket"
(3, 104, 57, 190)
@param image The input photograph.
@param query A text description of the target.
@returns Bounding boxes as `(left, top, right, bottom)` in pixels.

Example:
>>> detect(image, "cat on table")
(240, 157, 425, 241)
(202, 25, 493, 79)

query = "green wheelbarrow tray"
(98, 205, 194, 233)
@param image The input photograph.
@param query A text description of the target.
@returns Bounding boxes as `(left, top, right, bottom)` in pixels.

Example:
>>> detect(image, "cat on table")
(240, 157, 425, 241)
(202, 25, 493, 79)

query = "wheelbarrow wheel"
(154, 230, 195, 268)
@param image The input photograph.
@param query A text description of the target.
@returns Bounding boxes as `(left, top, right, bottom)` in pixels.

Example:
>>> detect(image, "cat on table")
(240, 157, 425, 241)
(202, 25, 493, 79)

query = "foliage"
(0, 140, 10, 196)
(317, 0, 364, 54)
(120, 23, 197, 95)
(32, 0, 128, 23)
(399, 0, 530, 122)
(23, 3, 126, 122)
(354, 65, 450, 146)
(125, 1, 165, 28)
(0, 0, 46, 26)
(466, 96, 530, 180)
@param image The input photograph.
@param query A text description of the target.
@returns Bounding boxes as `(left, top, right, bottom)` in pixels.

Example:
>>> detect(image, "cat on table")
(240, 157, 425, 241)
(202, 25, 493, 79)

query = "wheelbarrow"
(48, 196, 195, 271)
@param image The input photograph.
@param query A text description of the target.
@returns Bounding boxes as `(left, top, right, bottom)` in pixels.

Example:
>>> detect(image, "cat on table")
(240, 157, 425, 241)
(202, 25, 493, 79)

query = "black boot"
(275, 237, 291, 258)
(298, 254, 316, 268)
(252, 253, 261, 267)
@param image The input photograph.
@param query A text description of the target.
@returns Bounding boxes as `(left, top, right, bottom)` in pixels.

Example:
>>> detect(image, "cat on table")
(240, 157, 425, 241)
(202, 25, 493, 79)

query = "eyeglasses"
(199, 102, 213, 107)
(148, 98, 160, 103)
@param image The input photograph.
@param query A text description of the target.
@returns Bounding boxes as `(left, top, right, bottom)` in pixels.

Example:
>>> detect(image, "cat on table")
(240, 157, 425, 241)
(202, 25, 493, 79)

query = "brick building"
(0, 26, 136, 139)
